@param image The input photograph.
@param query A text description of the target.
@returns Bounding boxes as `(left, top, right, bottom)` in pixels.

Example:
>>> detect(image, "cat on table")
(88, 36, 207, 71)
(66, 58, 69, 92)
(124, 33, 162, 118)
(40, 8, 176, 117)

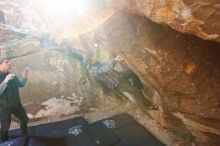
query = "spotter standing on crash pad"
(0, 56, 30, 141)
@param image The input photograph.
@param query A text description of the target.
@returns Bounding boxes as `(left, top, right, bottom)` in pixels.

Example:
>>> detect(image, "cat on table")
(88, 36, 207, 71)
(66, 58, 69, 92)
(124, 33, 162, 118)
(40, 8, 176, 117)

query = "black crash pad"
(82, 122, 121, 146)
(33, 116, 88, 137)
(0, 137, 26, 146)
(8, 126, 35, 139)
(28, 136, 66, 146)
(0, 113, 165, 146)
(30, 116, 94, 146)
(91, 113, 165, 146)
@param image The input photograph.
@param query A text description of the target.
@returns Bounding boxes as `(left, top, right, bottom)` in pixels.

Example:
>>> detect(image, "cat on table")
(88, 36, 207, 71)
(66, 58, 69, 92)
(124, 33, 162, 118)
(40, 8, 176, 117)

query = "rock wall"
(0, 40, 101, 120)
(92, 11, 220, 146)
(0, 1, 220, 146)
(108, 0, 220, 43)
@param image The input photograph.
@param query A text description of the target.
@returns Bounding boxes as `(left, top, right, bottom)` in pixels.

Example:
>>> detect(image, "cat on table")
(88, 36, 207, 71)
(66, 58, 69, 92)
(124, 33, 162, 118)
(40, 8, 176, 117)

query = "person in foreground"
(0, 56, 30, 141)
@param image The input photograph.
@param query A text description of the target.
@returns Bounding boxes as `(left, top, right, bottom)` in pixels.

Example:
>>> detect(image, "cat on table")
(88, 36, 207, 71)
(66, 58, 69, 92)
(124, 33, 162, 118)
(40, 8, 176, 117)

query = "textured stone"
(108, 0, 220, 43)
(91, 11, 220, 146)
(2, 41, 100, 119)
(2, 0, 220, 42)
(0, 1, 220, 145)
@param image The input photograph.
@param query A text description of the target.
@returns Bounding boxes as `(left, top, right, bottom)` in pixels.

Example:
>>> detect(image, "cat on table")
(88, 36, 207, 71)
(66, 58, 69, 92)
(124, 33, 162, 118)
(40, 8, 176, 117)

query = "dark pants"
(115, 79, 157, 111)
(0, 103, 28, 141)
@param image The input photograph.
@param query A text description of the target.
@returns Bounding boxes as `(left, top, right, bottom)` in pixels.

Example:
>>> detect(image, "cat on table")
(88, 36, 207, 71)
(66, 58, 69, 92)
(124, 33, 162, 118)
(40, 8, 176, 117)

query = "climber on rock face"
(0, 56, 30, 141)
(87, 51, 158, 111)
(41, 32, 157, 110)
(60, 32, 158, 111)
